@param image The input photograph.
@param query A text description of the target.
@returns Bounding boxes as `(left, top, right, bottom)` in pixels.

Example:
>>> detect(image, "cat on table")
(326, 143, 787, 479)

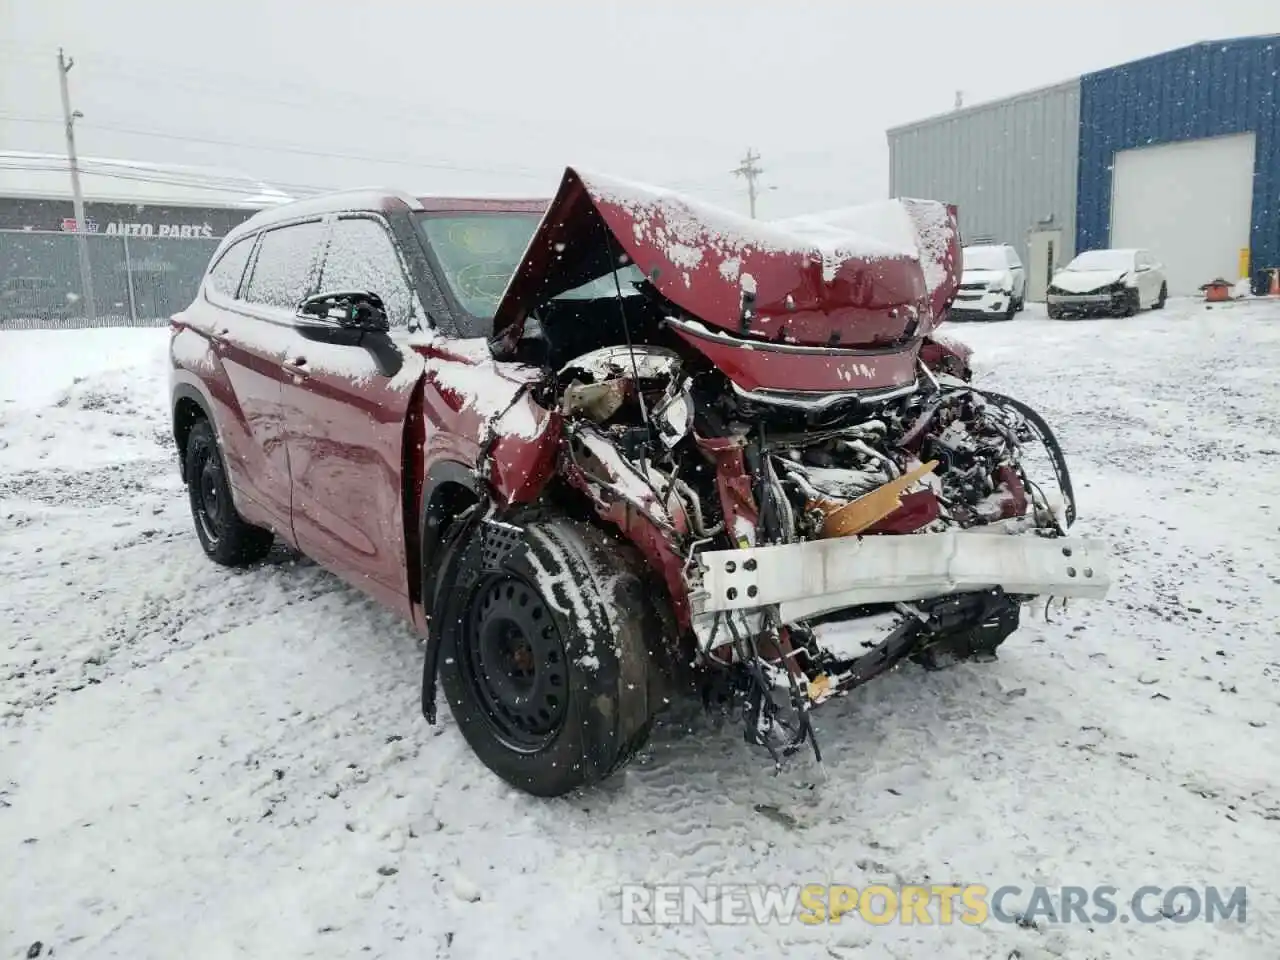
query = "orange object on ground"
(1204, 280, 1232, 302)
(1270, 269, 1280, 296)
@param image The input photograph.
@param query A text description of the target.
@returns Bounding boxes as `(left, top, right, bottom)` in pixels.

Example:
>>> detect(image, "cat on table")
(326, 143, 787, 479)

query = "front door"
(1136, 252, 1163, 306)
(280, 214, 424, 620)
(198, 221, 326, 537)
(1026, 230, 1062, 303)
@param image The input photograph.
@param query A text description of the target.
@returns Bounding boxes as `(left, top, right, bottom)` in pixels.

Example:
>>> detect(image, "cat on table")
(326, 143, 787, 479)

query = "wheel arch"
(172, 382, 216, 484)
(417, 460, 486, 617)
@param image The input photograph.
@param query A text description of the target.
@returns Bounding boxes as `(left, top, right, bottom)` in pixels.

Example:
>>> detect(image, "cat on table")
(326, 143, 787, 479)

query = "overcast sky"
(2, 0, 1276, 217)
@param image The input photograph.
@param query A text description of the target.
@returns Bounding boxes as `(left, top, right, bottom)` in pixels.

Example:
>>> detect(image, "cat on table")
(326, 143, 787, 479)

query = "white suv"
(951, 244, 1026, 321)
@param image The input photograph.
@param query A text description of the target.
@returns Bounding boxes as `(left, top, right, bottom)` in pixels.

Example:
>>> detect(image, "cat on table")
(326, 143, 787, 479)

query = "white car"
(1047, 248, 1168, 319)
(950, 243, 1026, 321)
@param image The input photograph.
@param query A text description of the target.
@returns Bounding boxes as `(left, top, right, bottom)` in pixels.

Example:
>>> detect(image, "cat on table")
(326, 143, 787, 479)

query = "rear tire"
(184, 419, 273, 566)
(437, 514, 664, 797)
(1155, 282, 1168, 309)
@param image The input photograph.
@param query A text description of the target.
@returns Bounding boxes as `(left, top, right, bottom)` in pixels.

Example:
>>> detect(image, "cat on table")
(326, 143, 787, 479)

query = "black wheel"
(437, 515, 665, 796)
(1015, 294, 1026, 313)
(1003, 298, 1017, 321)
(184, 419, 273, 566)
(1155, 282, 1168, 309)
(1047, 304, 1063, 320)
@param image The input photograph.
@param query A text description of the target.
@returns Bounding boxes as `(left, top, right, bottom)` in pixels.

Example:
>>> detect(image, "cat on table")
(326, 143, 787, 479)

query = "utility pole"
(58, 48, 96, 324)
(733, 148, 764, 219)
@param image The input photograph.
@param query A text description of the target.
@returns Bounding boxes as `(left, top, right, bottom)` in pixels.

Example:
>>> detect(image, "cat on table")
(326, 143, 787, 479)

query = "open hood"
(492, 168, 960, 350)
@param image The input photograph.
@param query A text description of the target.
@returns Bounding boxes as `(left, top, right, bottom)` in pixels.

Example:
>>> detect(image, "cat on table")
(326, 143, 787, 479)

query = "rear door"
(192, 222, 325, 536)
(280, 213, 425, 619)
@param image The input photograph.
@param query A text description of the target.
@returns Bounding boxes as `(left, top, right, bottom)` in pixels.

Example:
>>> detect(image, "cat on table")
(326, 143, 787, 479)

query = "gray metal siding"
(888, 81, 1082, 268)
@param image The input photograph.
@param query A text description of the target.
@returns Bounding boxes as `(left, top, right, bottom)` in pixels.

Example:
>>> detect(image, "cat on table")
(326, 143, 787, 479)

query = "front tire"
(1155, 282, 1168, 309)
(437, 515, 664, 797)
(184, 419, 273, 566)
(1047, 304, 1063, 320)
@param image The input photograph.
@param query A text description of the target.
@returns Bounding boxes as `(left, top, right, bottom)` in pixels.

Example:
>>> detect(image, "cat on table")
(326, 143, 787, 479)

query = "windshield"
(416, 213, 642, 321)
(1066, 250, 1134, 272)
(962, 246, 1007, 271)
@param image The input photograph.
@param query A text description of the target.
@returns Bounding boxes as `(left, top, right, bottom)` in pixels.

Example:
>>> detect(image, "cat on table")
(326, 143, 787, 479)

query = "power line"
(0, 114, 63, 125)
(0, 111, 548, 186)
(0, 160, 332, 200)
(70, 119, 557, 181)
(3, 38, 761, 178)
(7, 40, 717, 159)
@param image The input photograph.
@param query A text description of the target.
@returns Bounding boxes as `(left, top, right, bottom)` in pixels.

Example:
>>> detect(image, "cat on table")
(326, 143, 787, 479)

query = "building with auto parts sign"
(0, 153, 293, 324)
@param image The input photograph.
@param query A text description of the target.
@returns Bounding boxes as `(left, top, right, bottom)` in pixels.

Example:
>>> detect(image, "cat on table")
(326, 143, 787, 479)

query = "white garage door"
(1111, 132, 1255, 296)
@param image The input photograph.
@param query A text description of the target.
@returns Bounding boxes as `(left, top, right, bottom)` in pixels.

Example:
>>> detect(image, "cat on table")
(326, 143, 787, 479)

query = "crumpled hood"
(1051, 269, 1128, 294)
(492, 167, 960, 350)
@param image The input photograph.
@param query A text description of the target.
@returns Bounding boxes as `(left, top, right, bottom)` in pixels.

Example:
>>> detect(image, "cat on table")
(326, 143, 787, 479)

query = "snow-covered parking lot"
(3, 298, 1279, 959)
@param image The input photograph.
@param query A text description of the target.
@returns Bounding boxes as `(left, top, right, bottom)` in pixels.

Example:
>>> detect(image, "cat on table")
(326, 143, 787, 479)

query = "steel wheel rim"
(461, 574, 569, 752)
(195, 448, 224, 544)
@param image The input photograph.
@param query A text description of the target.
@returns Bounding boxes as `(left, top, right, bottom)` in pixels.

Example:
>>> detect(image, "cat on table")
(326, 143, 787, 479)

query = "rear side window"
(206, 236, 254, 298)
(319, 217, 415, 328)
(1006, 246, 1022, 268)
(243, 221, 325, 309)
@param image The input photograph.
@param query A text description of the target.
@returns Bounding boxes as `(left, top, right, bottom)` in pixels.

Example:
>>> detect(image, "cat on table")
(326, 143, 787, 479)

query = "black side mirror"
(298, 290, 390, 333)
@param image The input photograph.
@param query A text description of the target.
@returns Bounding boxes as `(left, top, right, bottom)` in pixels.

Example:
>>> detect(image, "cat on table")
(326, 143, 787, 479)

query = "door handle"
(282, 356, 309, 378)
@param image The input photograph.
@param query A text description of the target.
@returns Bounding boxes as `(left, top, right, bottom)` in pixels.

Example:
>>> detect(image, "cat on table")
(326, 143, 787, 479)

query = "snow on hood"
(491, 168, 960, 350)
(1051, 269, 1128, 294)
(775, 198, 960, 320)
(961, 268, 1008, 283)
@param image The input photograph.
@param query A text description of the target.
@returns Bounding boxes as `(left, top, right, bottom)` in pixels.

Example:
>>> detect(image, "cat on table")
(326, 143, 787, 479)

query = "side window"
(319, 217, 415, 328)
(206, 236, 254, 298)
(243, 221, 325, 309)
(1006, 246, 1022, 269)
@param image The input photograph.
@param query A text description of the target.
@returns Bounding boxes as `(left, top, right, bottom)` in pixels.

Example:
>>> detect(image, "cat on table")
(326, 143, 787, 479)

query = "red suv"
(170, 168, 1109, 796)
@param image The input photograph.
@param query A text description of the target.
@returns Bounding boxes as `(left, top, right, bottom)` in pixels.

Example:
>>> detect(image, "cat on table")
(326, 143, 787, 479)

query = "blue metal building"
(1077, 36, 1279, 294)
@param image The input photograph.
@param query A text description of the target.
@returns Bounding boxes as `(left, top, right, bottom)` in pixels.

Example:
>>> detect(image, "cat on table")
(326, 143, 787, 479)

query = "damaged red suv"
(170, 168, 1110, 796)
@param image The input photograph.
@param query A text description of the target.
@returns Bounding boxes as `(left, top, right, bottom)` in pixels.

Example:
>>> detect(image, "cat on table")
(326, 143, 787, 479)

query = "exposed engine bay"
(522, 327, 1083, 767)
(444, 168, 1110, 773)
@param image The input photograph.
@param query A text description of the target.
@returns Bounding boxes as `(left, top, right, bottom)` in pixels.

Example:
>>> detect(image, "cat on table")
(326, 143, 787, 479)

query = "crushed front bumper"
(949, 288, 1011, 319)
(1047, 290, 1135, 316)
(691, 530, 1109, 647)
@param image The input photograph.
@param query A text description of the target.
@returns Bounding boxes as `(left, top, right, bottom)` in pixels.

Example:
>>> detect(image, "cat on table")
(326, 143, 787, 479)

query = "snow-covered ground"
(3, 299, 1279, 959)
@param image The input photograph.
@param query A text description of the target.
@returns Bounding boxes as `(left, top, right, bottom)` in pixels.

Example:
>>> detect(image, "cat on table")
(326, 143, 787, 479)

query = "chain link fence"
(0, 230, 219, 330)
